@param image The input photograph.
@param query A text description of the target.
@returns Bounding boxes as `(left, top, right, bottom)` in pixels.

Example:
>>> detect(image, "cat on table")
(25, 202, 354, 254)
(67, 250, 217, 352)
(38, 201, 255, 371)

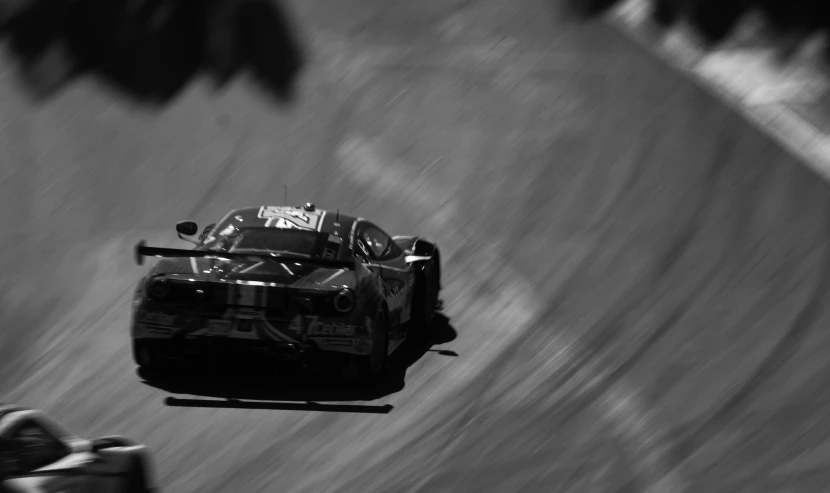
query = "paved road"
(2, 1, 830, 492)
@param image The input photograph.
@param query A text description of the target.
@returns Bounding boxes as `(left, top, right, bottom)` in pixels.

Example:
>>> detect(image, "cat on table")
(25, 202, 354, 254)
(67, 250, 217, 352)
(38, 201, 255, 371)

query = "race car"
(130, 203, 442, 381)
(0, 404, 156, 493)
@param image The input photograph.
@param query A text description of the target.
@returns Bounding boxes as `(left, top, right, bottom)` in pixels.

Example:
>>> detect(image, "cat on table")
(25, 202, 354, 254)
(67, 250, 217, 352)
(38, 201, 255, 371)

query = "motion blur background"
(3, 0, 830, 491)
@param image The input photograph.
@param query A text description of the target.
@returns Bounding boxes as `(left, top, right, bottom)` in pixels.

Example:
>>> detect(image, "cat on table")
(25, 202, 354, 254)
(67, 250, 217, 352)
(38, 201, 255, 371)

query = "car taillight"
(146, 277, 172, 300)
(333, 288, 355, 313)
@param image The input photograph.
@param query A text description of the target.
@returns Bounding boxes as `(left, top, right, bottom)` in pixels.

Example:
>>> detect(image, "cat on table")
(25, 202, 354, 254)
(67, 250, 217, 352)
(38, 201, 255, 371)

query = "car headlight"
(333, 288, 355, 313)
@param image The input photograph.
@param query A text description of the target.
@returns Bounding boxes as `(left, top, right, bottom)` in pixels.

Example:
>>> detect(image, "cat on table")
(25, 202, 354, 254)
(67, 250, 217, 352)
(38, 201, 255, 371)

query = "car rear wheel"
(356, 308, 388, 383)
(132, 340, 170, 377)
(132, 339, 154, 367)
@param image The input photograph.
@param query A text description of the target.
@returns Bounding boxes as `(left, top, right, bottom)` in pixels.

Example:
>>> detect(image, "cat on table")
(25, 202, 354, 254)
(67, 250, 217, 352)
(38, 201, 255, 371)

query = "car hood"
(149, 256, 356, 290)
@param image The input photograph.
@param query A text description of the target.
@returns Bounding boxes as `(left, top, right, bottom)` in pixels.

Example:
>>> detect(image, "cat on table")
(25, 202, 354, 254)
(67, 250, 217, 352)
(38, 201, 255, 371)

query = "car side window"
(1, 420, 71, 476)
(359, 227, 386, 259)
(359, 224, 402, 261)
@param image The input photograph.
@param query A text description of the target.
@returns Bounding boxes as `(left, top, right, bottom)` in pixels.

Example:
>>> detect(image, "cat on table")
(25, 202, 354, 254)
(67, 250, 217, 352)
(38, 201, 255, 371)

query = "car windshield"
(204, 226, 325, 257)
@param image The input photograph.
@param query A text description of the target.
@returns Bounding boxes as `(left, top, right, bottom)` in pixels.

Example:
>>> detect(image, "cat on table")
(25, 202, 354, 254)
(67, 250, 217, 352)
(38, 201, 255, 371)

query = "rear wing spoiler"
(134, 240, 358, 270)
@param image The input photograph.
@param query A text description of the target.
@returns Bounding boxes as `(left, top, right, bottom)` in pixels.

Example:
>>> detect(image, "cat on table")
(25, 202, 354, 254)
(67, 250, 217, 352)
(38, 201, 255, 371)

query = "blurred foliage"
(565, 0, 830, 60)
(0, 0, 306, 105)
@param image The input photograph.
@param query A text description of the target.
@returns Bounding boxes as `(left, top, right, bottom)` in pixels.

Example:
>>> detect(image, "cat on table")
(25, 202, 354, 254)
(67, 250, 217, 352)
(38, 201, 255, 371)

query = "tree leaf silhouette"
(0, 0, 305, 106)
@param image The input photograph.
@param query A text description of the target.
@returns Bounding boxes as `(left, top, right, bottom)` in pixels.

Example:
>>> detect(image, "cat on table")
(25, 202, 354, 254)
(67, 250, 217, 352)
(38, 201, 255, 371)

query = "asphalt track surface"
(3, 1, 830, 492)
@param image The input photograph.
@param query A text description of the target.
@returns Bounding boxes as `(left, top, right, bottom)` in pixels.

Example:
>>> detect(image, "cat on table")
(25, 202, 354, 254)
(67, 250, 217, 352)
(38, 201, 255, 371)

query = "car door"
(355, 221, 414, 345)
(0, 416, 95, 493)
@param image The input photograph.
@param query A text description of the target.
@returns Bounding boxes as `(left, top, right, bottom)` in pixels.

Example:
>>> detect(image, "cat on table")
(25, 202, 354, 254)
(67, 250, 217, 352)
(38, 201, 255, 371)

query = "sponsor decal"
(257, 206, 321, 230)
(287, 314, 358, 337)
(258, 206, 309, 223)
(135, 310, 177, 327)
(356, 240, 370, 258)
(310, 321, 357, 337)
(271, 218, 304, 230)
(348, 220, 358, 254)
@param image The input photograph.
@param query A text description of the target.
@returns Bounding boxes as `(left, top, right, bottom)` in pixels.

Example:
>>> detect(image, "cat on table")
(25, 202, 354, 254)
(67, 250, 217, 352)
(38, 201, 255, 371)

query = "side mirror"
(176, 221, 201, 245)
(176, 221, 199, 236)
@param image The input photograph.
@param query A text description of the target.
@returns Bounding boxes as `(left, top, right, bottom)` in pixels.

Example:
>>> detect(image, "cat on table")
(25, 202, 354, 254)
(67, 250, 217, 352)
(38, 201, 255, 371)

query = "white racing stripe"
(316, 211, 327, 232)
(319, 268, 346, 286)
(238, 262, 263, 274)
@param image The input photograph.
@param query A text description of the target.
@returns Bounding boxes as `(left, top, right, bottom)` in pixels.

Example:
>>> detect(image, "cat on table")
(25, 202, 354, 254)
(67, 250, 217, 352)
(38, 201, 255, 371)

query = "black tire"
(355, 308, 389, 383)
(132, 339, 152, 367)
(132, 340, 170, 377)
(124, 457, 150, 493)
(410, 259, 440, 342)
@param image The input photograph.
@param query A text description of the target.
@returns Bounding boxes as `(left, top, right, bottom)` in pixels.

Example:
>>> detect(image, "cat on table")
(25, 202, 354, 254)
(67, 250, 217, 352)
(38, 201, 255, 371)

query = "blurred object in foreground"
(561, 0, 830, 67)
(0, 404, 158, 492)
(0, 0, 306, 105)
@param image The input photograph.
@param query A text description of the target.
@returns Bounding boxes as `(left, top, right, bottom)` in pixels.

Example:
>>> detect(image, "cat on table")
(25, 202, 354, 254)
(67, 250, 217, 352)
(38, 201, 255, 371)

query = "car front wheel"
(132, 339, 171, 378)
(410, 259, 440, 341)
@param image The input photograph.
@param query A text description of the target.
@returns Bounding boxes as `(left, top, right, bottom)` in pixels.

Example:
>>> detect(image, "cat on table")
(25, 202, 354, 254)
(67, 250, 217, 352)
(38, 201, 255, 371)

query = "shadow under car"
(138, 313, 458, 413)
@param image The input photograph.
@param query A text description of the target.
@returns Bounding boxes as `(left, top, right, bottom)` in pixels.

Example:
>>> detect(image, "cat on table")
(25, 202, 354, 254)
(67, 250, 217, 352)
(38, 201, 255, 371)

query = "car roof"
(220, 205, 361, 237)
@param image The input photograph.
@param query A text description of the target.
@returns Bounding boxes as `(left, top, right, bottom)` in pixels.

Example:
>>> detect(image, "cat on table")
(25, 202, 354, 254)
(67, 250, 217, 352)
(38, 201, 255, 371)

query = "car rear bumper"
(132, 327, 372, 359)
(135, 336, 309, 362)
(130, 302, 374, 357)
